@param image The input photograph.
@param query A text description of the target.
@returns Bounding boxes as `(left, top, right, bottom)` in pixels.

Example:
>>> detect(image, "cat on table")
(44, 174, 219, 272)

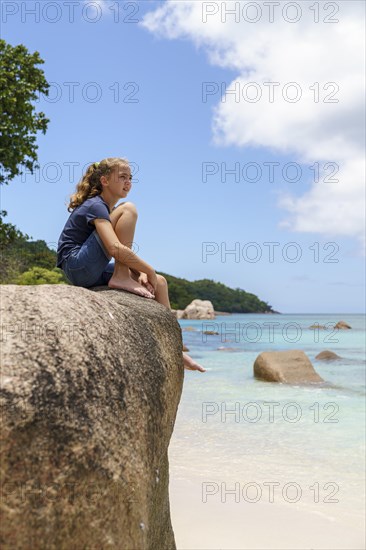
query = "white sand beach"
(170, 477, 365, 550)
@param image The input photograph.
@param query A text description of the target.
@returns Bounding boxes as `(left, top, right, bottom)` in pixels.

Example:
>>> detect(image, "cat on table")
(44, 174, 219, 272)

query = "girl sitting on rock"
(56, 157, 205, 372)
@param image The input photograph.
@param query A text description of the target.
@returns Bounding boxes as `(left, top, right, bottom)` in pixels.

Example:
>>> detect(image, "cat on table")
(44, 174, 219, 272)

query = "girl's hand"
(182, 352, 206, 372)
(138, 272, 156, 295)
(145, 269, 158, 293)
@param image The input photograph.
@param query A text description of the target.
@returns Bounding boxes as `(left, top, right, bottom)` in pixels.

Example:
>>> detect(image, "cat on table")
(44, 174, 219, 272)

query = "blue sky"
(1, 0, 365, 313)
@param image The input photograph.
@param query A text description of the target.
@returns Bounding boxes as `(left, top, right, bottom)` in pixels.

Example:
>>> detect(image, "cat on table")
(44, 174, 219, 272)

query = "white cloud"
(140, 1, 365, 246)
(82, 0, 110, 15)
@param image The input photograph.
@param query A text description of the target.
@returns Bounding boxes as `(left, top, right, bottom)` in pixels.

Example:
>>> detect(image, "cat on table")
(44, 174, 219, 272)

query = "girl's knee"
(122, 202, 138, 217)
(110, 201, 138, 227)
(113, 201, 137, 215)
(157, 274, 168, 286)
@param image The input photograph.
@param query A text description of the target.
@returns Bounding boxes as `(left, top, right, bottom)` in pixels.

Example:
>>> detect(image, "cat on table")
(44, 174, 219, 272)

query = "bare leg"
(108, 204, 154, 298)
(153, 275, 206, 373)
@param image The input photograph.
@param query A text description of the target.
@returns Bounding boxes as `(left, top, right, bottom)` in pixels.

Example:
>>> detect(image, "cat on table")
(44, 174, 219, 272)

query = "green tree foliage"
(1, 209, 29, 282)
(159, 273, 273, 313)
(0, 39, 50, 184)
(16, 267, 66, 285)
(0, 211, 67, 284)
(0, 209, 29, 247)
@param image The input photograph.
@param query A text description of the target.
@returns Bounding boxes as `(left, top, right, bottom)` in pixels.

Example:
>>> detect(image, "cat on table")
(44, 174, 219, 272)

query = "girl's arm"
(94, 219, 157, 287)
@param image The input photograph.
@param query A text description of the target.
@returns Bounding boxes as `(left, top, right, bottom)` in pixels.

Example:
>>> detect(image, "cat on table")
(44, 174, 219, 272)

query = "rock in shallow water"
(0, 284, 183, 550)
(253, 350, 324, 384)
(334, 320, 352, 329)
(181, 299, 215, 320)
(315, 350, 341, 361)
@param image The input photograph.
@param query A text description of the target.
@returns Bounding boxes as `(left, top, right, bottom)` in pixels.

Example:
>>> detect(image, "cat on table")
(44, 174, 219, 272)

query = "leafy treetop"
(0, 39, 50, 185)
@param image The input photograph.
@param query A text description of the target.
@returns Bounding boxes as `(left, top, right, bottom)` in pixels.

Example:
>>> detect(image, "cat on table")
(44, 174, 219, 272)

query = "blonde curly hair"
(67, 157, 129, 212)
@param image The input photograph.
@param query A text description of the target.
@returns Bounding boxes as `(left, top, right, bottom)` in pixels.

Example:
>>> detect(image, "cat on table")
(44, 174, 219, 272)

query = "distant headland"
(1, 236, 276, 314)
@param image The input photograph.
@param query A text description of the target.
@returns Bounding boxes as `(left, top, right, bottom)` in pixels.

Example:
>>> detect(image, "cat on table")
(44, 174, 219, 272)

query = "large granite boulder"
(181, 299, 215, 320)
(0, 284, 183, 550)
(253, 350, 324, 384)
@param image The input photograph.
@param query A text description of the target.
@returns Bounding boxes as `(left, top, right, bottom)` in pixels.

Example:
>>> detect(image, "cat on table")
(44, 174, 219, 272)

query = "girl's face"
(106, 164, 132, 198)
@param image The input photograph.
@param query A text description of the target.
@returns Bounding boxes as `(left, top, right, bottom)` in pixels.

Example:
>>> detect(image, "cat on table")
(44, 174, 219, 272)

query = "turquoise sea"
(170, 314, 366, 536)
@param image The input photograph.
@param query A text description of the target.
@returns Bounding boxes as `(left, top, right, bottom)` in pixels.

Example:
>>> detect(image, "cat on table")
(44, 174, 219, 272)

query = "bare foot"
(108, 275, 155, 298)
(183, 352, 206, 372)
